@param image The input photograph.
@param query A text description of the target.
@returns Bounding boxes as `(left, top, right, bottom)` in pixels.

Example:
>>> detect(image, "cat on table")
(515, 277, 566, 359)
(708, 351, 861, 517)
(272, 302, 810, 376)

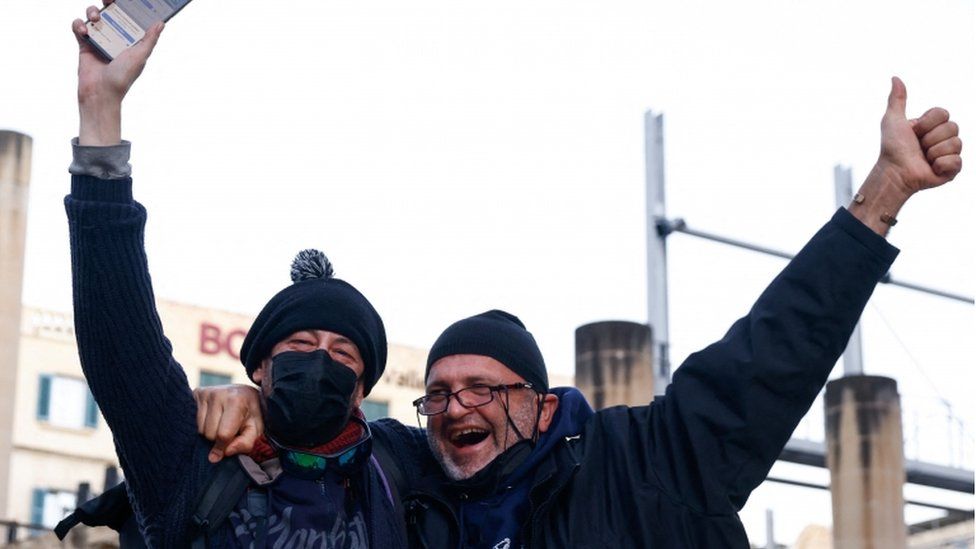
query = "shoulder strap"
(189, 457, 253, 549)
(370, 436, 405, 508)
(54, 482, 134, 540)
(366, 453, 409, 549)
(56, 458, 257, 548)
(246, 488, 269, 548)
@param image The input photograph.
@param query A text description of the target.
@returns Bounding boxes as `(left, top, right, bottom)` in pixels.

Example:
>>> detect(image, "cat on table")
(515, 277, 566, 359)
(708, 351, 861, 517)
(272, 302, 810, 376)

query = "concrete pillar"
(765, 508, 776, 549)
(575, 321, 653, 409)
(0, 130, 32, 519)
(825, 375, 906, 549)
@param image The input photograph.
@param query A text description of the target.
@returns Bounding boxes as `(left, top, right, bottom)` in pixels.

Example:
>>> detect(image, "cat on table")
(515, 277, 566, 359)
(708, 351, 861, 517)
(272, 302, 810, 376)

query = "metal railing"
(0, 520, 51, 544)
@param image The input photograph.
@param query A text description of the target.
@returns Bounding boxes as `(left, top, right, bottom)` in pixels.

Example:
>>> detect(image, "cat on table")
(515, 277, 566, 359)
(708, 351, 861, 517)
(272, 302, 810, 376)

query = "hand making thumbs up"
(849, 77, 963, 236)
(880, 76, 962, 193)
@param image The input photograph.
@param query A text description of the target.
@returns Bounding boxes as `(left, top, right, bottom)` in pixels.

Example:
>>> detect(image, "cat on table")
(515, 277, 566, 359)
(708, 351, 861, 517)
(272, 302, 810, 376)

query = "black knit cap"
(425, 309, 548, 393)
(240, 250, 387, 396)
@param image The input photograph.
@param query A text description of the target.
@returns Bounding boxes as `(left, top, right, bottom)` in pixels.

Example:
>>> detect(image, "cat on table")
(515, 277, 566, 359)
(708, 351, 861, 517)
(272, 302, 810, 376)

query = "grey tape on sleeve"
(69, 138, 132, 179)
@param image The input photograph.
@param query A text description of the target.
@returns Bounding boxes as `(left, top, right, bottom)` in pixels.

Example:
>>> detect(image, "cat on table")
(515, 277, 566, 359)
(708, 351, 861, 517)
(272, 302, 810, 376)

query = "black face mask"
(265, 350, 358, 447)
(448, 440, 533, 499)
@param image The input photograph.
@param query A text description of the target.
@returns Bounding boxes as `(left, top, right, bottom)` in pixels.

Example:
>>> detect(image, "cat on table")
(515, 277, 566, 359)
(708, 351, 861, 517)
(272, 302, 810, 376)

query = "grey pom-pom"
(290, 249, 335, 283)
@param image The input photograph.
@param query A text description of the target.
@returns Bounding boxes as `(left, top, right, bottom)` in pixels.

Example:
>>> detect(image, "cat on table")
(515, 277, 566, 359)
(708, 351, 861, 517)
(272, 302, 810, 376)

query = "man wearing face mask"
(63, 5, 406, 546)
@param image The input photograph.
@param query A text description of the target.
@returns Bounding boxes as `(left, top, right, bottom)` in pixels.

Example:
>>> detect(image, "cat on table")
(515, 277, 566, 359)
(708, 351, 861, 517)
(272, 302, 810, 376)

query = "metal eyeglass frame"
(412, 382, 535, 416)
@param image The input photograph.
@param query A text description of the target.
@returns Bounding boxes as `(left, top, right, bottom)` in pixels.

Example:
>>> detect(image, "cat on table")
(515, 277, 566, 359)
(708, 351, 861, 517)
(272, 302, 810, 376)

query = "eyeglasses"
(412, 382, 535, 416)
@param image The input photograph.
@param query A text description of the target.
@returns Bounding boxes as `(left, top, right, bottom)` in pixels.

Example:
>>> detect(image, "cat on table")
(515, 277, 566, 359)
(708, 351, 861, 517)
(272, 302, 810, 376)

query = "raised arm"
(66, 5, 201, 540)
(628, 77, 961, 514)
(74, 2, 163, 146)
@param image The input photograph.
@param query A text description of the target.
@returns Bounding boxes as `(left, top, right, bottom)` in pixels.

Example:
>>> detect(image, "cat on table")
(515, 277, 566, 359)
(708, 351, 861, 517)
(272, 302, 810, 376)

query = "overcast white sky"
(2, 0, 973, 543)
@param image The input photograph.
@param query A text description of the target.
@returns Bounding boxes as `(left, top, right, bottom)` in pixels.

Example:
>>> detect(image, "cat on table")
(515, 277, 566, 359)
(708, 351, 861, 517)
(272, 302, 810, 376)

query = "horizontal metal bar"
(779, 438, 976, 493)
(764, 475, 826, 492)
(764, 476, 974, 514)
(660, 220, 795, 260)
(882, 275, 975, 304)
(0, 520, 48, 530)
(657, 218, 974, 304)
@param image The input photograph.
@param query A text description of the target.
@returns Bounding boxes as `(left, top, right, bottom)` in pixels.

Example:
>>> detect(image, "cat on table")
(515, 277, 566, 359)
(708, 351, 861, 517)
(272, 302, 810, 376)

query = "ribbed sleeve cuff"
(66, 175, 143, 229)
(70, 174, 133, 203)
(831, 207, 900, 266)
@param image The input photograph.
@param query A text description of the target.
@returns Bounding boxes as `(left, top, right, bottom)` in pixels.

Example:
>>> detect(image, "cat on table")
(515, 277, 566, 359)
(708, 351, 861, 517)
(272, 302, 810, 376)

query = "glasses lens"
(456, 385, 494, 408)
(419, 394, 448, 415)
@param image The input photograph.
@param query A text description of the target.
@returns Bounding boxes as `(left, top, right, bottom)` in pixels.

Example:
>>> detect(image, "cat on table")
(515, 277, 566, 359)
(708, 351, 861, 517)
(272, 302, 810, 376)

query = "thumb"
(224, 423, 260, 457)
(208, 439, 228, 463)
(886, 76, 907, 119)
(132, 21, 164, 58)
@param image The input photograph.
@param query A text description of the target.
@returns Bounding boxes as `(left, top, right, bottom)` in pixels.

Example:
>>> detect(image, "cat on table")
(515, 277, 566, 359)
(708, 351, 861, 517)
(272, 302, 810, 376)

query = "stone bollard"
(575, 321, 654, 409)
(825, 375, 906, 549)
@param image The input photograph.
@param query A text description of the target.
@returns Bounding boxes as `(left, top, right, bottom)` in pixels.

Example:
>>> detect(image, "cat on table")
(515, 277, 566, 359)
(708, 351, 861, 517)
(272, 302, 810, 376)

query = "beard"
(426, 398, 539, 481)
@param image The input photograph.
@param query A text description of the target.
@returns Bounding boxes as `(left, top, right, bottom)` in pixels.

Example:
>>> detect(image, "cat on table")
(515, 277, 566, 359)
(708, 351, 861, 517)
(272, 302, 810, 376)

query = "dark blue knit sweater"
(65, 174, 403, 548)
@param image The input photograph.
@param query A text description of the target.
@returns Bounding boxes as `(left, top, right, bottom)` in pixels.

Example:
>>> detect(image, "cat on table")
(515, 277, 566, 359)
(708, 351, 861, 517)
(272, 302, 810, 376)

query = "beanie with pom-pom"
(240, 249, 386, 395)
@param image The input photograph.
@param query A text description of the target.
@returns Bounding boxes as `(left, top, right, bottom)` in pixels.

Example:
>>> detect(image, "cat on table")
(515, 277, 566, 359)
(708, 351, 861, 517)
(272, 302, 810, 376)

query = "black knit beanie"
(240, 250, 387, 396)
(425, 310, 548, 393)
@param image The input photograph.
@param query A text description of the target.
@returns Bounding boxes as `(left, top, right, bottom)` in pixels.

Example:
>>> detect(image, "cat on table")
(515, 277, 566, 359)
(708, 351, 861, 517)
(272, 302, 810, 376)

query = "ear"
(536, 394, 560, 433)
(252, 358, 271, 384)
(351, 379, 366, 409)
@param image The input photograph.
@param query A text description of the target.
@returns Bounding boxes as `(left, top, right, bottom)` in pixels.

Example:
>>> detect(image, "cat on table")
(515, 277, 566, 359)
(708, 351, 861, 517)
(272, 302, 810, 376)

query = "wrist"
(869, 158, 916, 200)
(848, 160, 914, 237)
(78, 99, 122, 146)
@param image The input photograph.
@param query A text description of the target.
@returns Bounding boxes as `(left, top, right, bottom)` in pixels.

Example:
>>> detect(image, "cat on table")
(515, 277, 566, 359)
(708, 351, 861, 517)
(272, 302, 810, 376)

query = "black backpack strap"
(57, 457, 260, 548)
(189, 457, 253, 548)
(370, 436, 405, 512)
(54, 513, 82, 540)
(55, 482, 134, 540)
(246, 488, 269, 548)
(370, 434, 411, 549)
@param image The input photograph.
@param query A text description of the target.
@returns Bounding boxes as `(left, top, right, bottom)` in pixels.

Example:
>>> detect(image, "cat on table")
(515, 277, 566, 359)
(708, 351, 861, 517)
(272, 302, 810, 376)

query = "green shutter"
(37, 375, 51, 421)
(85, 390, 99, 428)
(30, 488, 45, 527)
(361, 400, 389, 421)
(199, 371, 232, 388)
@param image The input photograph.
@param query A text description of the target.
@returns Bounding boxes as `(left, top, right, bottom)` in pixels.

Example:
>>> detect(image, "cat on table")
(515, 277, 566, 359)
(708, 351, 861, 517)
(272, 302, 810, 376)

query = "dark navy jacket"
(373, 208, 899, 548)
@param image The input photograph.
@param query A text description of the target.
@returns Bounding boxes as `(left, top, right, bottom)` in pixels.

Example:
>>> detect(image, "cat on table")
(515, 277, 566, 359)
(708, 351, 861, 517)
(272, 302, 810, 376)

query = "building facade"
(2, 299, 433, 531)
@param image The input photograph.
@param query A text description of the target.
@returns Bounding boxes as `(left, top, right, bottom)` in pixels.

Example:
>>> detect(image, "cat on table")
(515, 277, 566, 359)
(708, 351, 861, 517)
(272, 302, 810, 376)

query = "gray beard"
(426, 399, 539, 481)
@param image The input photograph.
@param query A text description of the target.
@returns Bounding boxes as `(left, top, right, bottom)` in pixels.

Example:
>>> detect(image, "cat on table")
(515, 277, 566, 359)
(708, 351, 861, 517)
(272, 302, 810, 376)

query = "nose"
(443, 392, 470, 419)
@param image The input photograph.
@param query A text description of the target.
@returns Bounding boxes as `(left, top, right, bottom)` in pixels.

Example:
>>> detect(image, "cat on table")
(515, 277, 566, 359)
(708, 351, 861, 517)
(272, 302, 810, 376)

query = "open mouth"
(450, 428, 490, 448)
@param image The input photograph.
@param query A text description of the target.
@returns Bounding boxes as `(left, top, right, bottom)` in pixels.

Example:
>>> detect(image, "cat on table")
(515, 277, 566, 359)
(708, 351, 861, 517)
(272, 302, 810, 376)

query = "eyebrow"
(331, 336, 361, 354)
(427, 376, 499, 391)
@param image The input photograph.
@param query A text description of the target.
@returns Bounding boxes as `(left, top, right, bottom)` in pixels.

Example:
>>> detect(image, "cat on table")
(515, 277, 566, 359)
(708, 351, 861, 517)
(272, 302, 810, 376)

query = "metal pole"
(644, 111, 670, 396)
(765, 509, 775, 549)
(661, 222, 974, 304)
(765, 475, 972, 513)
(104, 465, 119, 490)
(879, 276, 974, 304)
(835, 165, 865, 375)
(70, 483, 91, 548)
